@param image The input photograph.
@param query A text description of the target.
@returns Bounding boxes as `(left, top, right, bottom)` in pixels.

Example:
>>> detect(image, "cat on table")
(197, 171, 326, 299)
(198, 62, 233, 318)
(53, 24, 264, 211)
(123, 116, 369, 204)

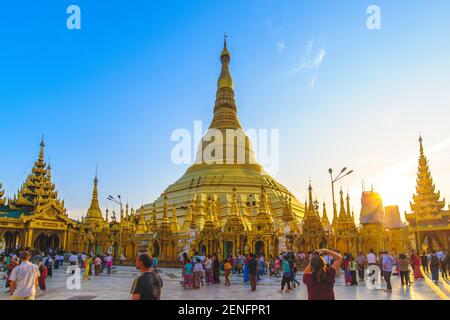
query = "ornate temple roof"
(3, 138, 67, 217)
(406, 136, 449, 227)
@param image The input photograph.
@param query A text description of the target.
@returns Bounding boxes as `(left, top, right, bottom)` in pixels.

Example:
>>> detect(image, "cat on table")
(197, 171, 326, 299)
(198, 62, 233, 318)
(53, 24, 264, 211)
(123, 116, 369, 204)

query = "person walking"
(105, 254, 113, 274)
(398, 253, 411, 286)
(224, 259, 232, 286)
(204, 255, 213, 285)
(411, 251, 425, 279)
(243, 254, 249, 282)
(131, 253, 163, 300)
(349, 254, 358, 285)
(429, 250, 440, 283)
(37, 261, 48, 293)
(183, 259, 193, 289)
(279, 255, 291, 293)
(356, 252, 366, 281)
(44, 254, 53, 278)
(212, 255, 221, 284)
(303, 248, 342, 300)
(367, 249, 378, 285)
(248, 253, 257, 292)
(8, 251, 40, 300)
(152, 255, 159, 272)
(437, 249, 447, 280)
(193, 257, 203, 289)
(382, 251, 396, 292)
(54, 253, 60, 270)
(420, 251, 430, 275)
(94, 256, 102, 276)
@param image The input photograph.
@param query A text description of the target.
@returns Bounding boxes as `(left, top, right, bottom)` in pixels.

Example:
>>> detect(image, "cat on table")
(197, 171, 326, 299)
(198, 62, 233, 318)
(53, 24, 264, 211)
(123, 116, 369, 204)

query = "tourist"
(94, 255, 102, 276)
(224, 259, 232, 286)
(212, 254, 221, 284)
(303, 248, 342, 300)
(248, 253, 257, 292)
(131, 253, 163, 300)
(59, 252, 64, 267)
(429, 250, 440, 283)
(258, 255, 265, 277)
(382, 251, 396, 292)
(367, 248, 378, 285)
(44, 254, 53, 278)
(398, 253, 411, 286)
(54, 253, 60, 269)
(8, 251, 40, 300)
(437, 249, 447, 280)
(274, 256, 281, 277)
(268, 256, 274, 276)
(343, 253, 352, 285)
(229, 255, 235, 274)
(204, 255, 213, 285)
(37, 261, 48, 292)
(243, 254, 249, 282)
(120, 254, 126, 264)
(183, 258, 193, 289)
(279, 255, 291, 293)
(420, 251, 429, 275)
(193, 257, 203, 289)
(356, 252, 366, 281)
(348, 254, 358, 285)
(411, 251, 424, 279)
(5, 256, 19, 290)
(152, 254, 159, 272)
(105, 254, 113, 274)
(84, 255, 93, 280)
(31, 250, 42, 265)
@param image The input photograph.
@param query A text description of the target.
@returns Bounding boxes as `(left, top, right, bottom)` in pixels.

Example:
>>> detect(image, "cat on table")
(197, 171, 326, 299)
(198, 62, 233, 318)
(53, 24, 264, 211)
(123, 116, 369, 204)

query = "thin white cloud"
(313, 49, 326, 68)
(310, 74, 318, 88)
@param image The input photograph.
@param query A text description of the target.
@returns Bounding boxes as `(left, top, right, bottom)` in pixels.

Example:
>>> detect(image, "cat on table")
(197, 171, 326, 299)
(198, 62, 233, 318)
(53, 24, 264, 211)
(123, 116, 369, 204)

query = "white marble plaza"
(1, 265, 449, 300)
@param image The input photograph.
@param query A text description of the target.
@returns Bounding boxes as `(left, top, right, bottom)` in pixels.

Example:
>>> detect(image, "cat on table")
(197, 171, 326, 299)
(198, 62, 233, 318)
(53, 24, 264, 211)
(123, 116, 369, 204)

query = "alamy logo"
(171, 121, 280, 175)
(365, 265, 382, 290)
(66, 265, 81, 290)
(366, 5, 382, 30)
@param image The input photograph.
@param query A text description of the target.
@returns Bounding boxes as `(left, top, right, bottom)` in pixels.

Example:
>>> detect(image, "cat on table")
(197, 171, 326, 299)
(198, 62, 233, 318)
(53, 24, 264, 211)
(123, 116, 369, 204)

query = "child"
(224, 259, 232, 286)
(183, 259, 193, 289)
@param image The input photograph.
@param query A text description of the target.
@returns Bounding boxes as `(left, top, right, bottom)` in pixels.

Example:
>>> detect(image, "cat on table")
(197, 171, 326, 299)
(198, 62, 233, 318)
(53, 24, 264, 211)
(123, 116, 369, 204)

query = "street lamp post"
(328, 167, 354, 249)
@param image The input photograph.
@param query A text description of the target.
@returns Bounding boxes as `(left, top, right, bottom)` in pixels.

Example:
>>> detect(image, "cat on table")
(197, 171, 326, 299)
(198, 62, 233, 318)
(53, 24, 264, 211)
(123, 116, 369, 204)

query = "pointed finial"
(38, 135, 45, 161)
(224, 32, 228, 48)
(419, 134, 424, 155)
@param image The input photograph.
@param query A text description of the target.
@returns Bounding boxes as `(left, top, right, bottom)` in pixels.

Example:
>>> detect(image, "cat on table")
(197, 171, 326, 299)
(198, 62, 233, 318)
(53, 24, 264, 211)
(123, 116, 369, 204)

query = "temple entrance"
(2, 231, 21, 251)
(224, 241, 233, 258)
(34, 233, 60, 252)
(254, 241, 265, 256)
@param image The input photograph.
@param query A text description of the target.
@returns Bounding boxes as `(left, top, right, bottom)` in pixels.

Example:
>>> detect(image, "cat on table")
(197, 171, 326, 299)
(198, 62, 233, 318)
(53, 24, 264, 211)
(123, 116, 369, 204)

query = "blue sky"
(1, 0, 450, 221)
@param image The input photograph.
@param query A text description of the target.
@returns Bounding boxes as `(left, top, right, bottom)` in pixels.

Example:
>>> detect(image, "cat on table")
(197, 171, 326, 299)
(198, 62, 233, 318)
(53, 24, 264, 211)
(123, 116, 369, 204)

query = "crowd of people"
(0, 247, 121, 299)
(1, 246, 448, 300)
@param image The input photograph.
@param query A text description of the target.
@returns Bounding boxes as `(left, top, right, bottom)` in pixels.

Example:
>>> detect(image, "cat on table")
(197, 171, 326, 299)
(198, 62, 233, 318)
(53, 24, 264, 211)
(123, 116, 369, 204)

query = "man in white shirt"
(367, 248, 378, 285)
(8, 251, 40, 300)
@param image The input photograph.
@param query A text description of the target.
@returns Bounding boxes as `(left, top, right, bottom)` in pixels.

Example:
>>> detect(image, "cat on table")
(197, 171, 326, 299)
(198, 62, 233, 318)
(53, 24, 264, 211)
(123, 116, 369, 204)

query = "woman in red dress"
(411, 253, 424, 279)
(38, 261, 48, 292)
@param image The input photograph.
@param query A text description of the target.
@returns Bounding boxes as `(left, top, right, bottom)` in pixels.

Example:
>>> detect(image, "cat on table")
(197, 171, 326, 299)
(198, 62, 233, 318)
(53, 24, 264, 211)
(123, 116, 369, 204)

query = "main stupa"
(140, 38, 305, 259)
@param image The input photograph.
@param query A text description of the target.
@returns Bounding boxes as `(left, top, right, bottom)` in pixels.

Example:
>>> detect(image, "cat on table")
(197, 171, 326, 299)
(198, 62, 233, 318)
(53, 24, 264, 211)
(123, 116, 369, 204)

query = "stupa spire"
(338, 189, 346, 221)
(410, 135, 445, 216)
(209, 36, 241, 130)
(86, 171, 102, 219)
(38, 136, 45, 162)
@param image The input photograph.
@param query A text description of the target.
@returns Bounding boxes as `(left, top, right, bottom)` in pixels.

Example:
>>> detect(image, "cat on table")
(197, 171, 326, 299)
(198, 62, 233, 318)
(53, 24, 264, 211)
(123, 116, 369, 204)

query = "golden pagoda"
(0, 139, 77, 252)
(405, 136, 450, 251)
(139, 38, 305, 262)
(297, 182, 327, 252)
(331, 190, 358, 253)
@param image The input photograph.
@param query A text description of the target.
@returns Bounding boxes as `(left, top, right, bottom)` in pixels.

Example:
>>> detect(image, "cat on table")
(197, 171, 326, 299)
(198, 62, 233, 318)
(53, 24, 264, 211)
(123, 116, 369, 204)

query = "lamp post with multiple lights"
(328, 167, 354, 249)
